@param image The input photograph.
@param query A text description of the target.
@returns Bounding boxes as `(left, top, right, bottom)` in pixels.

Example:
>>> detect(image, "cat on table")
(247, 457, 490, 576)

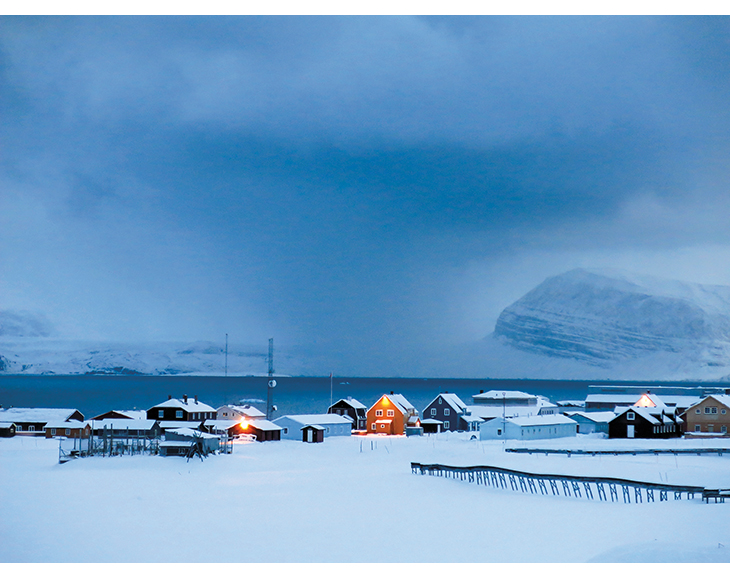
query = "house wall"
(366, 396, 405, 435)
(608, 412, 680, 439)
(423, 397, 460, 432)
(684, 398, 730, 435)
(479, 419, 576, 440)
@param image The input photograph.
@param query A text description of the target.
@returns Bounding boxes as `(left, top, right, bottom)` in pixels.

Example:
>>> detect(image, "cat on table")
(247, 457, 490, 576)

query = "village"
(2, 384, 730, 461)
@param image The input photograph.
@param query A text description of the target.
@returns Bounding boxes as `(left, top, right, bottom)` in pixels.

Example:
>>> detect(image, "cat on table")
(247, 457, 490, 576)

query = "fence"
(410, 462, 730, 504)
(506, 448, 730, 457)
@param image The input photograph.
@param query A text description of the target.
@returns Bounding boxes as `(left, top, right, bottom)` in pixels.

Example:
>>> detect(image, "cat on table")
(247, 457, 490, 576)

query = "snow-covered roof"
(436, 393, 468, 412)
(166, 427, 219, 439)
(150, 398, 216, 413)
(374, 419, 393, 424)
(91, 419, 159, 430)
(556, 400, 586, 407)
(300, 424, 325, 430)
(204, 419, 241, 430)
(92, 410, 147, 420)
(564, 411, 616, 423)
(0, 408, 81, 423)
(219, 404, 266, 418)
(586, 393, 701, 408)
(466, 404, 547, 420)
(331, 398, 367, 410)
(386, 394, 415, 413)
(612, 406, 680, 425)
(244, 419, 281, 432)
(420, 418, 443, 425)
(44, 420, 88, 429)
(507, 414, 578, 427)
(158, 420, 203, 430)
(473, 390, 535, 401)
(274, 414, 353, 426)
(689, 394, 730, 410)
(0, 422, 15, 428)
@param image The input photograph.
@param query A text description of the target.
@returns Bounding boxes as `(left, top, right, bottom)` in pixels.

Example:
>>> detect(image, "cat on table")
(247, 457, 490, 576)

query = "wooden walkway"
(410, 462, 730, 504)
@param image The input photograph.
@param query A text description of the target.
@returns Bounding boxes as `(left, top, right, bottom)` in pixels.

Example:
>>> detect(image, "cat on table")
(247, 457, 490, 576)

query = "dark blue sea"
(1, 375, 726, 419)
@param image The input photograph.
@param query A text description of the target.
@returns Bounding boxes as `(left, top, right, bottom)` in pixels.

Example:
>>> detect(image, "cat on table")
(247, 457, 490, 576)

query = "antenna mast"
(225, 333, 228, 377)
(266, 338, 276, 420)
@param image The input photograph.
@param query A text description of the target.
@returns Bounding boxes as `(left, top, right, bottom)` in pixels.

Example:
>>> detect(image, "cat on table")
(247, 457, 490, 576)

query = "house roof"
(244, 419, 282, 432)
(150, 398, 216, 413)
(44, 420, 89, 429)
(219, 404, 266, 418)
(612, 406, 682, 425)
(274, 414, 353, 427)
(427, 393, 468, 413)
(420, 418, 443, 425)
(687, 394, 730, 411)
(0, 422, 15, 429)
(91, 419, 159, 430)
(564, 411, 616, 423)
(301, 424, 325, 430)
(91, 410, 147, 420)
(0, 408, 83, 423)
(165, 427, 219, 439)
(507, 414, 578, 427)
(372, 393, 415, 415)
(331, 398, 367, 410)
(465, 402, 552, 420)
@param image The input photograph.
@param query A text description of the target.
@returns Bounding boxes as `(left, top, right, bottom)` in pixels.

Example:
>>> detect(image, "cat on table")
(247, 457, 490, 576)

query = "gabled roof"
(219, 404, 266, 418)
(44, 420, 89, 429)
(428, 393, 468, 413)
(0, 408, 83, 423)
(507, 414, 578, 427)
(274, 414, 352, 426)
(243, 419, 281, 432)
(150, 398, 216, 413)
(612, 405, 680, 425)
(372, 393, 415, 415)
(91, 410, 147, 420)
(91, 419, 159, 430)
(331, 398, 367, 410)
(301, 424, 325, 430)
(166, 427, 219, 439)
(687, 394, 730, 412)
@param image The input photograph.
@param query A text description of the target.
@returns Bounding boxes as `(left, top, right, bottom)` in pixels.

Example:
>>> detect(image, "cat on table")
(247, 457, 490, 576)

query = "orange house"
(366, 393, 419, 435)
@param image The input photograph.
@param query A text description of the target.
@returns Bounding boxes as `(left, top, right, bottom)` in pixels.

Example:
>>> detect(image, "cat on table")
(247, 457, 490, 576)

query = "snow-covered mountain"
(491, 268, 730, 377)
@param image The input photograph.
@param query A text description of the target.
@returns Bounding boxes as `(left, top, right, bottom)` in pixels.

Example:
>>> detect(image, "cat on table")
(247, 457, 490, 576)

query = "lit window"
(376, 409, 383, 417)
(387, 410, 394, 417)
(627, 412, 635, 421)
(444, 408, 450, 416)
(430, 408, 436, 416)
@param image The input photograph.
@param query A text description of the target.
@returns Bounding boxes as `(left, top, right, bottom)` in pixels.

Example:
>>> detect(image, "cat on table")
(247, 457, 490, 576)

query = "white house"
(563, 411, 616, 434)
(273, 414, 352, 440)
(479, 413, 578, 441)
(217, 404, 266, 421)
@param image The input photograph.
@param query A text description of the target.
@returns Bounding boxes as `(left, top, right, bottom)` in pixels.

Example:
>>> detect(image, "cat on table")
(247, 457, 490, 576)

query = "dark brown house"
(327, 398, 367, 430)
(0, 408, 85, 436)
(608, 394, 682, 439)
(302, 424, 325, 443)
(146, 395, 216, 422)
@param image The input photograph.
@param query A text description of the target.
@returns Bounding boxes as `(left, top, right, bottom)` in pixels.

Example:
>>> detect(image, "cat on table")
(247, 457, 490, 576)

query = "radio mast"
(266, 338, 276, 419)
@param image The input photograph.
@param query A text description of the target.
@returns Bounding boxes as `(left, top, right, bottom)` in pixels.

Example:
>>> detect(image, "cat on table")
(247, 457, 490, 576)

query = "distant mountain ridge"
(494, 268, 730, 370)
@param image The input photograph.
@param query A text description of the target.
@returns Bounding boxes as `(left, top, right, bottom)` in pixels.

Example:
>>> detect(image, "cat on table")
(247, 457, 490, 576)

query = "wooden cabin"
(0, 408, 85, 436)
(146, 395, 216, 422)
(301, 424, 325, 443)
(683, 394, 730, 436)
(44, 421, 91, 439)
(608, 394, 682, 439)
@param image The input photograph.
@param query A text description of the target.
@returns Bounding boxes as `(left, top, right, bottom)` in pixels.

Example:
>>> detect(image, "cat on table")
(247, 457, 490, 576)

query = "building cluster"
(1, 385, 729, 453)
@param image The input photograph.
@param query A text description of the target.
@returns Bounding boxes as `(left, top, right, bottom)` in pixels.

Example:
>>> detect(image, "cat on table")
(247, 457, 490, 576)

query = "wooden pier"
(410, 462, 729, 504)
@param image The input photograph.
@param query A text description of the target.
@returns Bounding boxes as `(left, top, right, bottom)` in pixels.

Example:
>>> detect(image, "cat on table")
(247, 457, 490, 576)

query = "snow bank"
(2, 434, 729, 563)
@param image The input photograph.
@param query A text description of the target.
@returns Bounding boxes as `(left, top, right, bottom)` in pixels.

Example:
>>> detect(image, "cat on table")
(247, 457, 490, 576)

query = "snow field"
(2, 433, 730, 563)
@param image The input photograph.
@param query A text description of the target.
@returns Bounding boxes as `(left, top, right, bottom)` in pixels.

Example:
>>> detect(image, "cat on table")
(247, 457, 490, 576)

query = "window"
(51, 429, 56, 435)
(223, 412, 227, 416)
(283, 428, 288, 434)
(65, 429, 70, 435)
(723, 409, 727, 415)
(444, 421, 449, 429)
(705, 407, 711, 414)
(497, 429, 502, 436)
(695, 408, 701, 414)
(371, 424, 376, 430)
(627, 412, 635, 421)
(29, 425, 35, 432)
(708, 425, 715, 433)
(438, 398, 442, 404)
(376, 409, 383, 417)
(158, 409, 164, 418)
(175, 410, 183, 419)
(722, 426, 727, 434)
(711, 407, 718, 414)
(380, 424, 385, 429)
(16, 425, 21, 431)
(387, 409, 394, 417)
(444, 408, 450, 416)
(430, 408, 437, 416)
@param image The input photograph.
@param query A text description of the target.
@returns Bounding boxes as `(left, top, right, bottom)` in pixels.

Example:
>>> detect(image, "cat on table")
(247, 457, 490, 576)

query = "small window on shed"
(627, 412, 635, 421)
(371, 424, 376, 430)
(29, 425, 35, 432)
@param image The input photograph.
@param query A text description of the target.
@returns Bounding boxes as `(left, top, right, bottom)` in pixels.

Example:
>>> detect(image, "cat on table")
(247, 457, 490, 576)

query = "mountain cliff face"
(494, 268, 730, 369)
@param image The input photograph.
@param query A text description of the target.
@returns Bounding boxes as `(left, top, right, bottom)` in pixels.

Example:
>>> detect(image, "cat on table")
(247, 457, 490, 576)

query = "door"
(627, 425, 635, 438)
(306, 429, 313, 443)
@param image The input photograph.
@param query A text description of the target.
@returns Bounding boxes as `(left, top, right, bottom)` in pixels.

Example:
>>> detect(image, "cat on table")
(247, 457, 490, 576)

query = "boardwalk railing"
(505, 448, 730, 457)
(411, 462, 729, 504)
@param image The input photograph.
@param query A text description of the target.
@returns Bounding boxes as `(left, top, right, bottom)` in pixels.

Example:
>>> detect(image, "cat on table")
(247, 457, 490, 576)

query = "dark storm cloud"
(1, 15, 729, 372)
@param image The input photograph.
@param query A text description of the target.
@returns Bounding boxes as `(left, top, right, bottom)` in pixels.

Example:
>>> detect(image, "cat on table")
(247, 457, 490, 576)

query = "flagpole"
(330, 372, 333, 410)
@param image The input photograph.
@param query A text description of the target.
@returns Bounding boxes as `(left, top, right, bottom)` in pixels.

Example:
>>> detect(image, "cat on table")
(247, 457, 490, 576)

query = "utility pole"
(225, 333, 228, 377)
(266, 338, 276, 420)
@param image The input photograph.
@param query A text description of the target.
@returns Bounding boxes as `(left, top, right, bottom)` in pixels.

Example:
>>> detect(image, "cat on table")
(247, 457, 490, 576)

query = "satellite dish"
(272, 405, 278, 412)
(268, 379, 277, 388)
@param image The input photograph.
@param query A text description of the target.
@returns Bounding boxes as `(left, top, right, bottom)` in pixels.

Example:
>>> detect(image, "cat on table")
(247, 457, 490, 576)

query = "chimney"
(184, 394, 188, 403)
(195, 395, 198, 403)
(390, 391, 394, 395)
(480, 390, 484, 394)
(168, 394, 172, 400)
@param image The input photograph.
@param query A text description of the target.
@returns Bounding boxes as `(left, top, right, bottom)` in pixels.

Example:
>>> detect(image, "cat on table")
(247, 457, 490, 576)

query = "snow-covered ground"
(2, 433, 730, 563)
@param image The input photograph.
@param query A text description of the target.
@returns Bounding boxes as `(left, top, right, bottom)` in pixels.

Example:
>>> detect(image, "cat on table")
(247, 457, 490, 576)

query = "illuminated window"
(430, 408, 436, 416)
(376, 410, 383, 417)
(627, 412, 635, 421)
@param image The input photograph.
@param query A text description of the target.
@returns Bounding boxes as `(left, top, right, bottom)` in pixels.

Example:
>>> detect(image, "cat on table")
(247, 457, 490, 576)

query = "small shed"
(0, 422, 16, 437)
(302, 424, 325, 443)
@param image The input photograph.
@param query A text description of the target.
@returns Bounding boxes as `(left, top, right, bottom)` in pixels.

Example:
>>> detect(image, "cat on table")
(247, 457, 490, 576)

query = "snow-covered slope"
(493, 268, 730, 376)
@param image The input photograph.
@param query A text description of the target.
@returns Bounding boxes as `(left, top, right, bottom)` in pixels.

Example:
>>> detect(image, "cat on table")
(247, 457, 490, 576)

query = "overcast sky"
(1, 16, 729, 371)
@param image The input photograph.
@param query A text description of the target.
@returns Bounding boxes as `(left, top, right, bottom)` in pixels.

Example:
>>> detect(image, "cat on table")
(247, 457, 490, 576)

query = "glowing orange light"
(635, 394, 656, 408)
(383, 397, 390, 405)
(240, 419, 249, 430)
